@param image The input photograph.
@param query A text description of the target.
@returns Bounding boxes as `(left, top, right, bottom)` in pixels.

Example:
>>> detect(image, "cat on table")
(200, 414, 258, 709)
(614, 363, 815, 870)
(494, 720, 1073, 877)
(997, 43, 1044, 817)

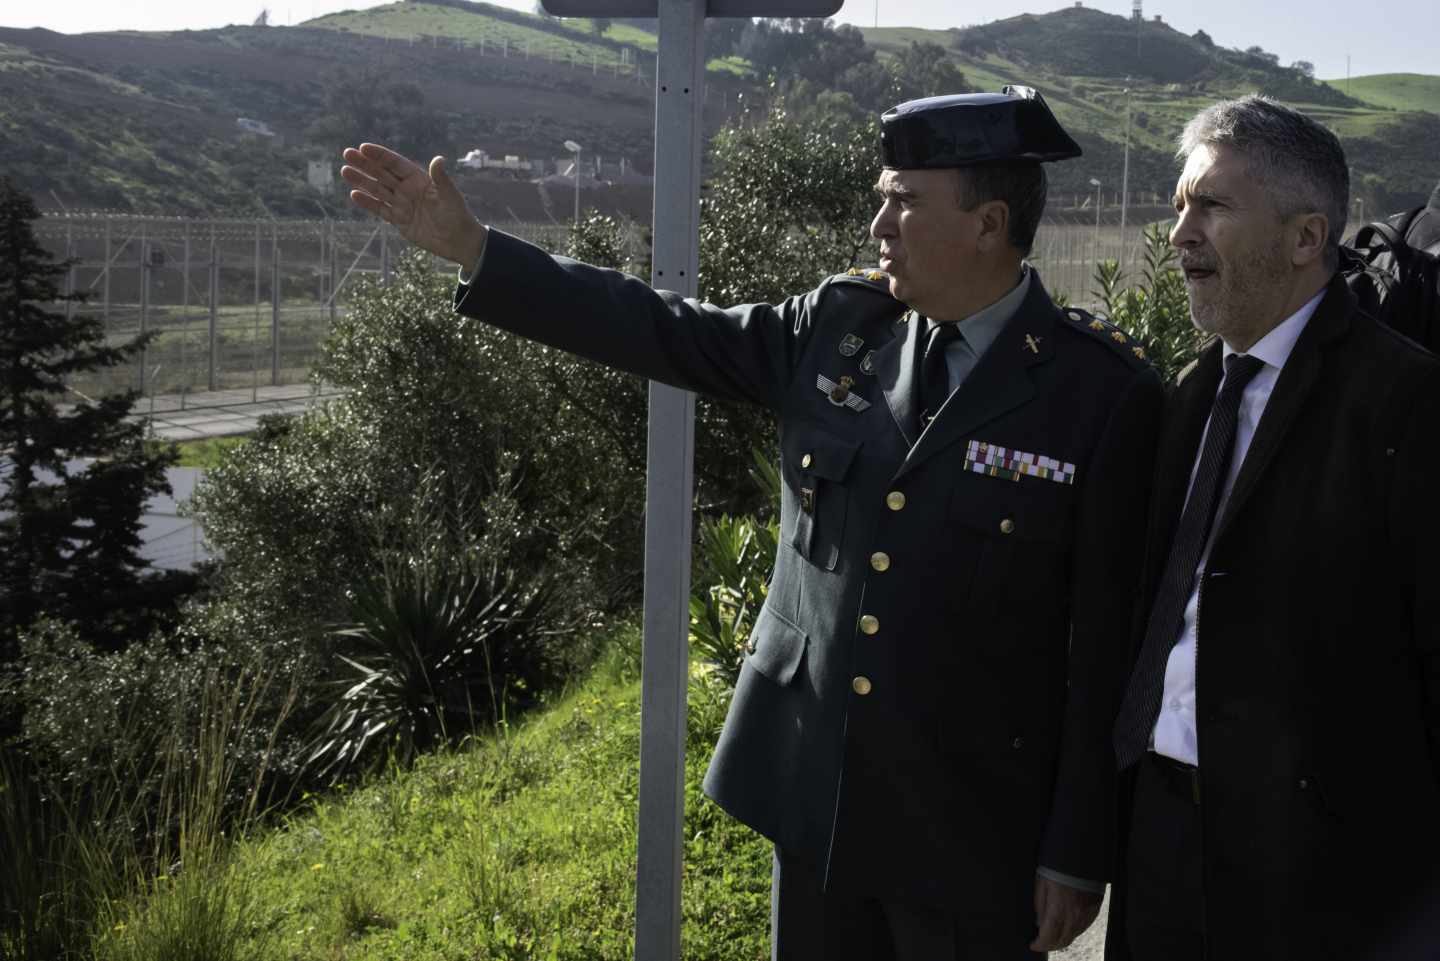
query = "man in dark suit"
(341, 87, 1162, 959)
(1109, 95, 1440, 961)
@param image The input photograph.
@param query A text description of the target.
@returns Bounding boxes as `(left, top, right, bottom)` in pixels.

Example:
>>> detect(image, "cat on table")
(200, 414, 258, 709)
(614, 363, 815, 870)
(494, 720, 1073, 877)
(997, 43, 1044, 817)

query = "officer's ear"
(973, 199, 1012, 254)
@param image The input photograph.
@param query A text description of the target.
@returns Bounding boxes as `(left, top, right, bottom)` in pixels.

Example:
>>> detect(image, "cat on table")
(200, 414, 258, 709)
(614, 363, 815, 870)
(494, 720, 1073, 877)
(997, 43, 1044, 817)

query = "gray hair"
(1178, 95, 1349, 269)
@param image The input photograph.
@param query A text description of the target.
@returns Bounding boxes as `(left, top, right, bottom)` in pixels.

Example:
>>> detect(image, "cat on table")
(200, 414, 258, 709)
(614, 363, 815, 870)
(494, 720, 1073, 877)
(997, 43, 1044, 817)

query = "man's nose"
(1169, 206, 1199, 249)
(870, 202, 895, 241)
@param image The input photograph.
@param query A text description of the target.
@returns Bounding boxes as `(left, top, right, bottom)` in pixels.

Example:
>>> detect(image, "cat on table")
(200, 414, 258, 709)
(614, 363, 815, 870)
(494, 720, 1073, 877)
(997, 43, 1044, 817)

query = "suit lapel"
(1212, 276, 1351, 541)
(894, 281, 1056, 481)
(1156, 343, 1224, 530)
(876, 307, 924, 447)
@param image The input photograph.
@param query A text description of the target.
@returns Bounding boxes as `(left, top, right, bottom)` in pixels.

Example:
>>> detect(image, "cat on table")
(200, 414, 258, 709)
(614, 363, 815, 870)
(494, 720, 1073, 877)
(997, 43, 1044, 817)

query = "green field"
(1323, 73, 1440, 114)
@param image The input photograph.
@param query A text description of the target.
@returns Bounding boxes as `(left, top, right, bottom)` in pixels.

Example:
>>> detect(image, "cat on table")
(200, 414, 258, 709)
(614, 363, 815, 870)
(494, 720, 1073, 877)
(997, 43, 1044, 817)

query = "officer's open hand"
(340, 143, 487, 269)
(1030, 874, 1103, 952)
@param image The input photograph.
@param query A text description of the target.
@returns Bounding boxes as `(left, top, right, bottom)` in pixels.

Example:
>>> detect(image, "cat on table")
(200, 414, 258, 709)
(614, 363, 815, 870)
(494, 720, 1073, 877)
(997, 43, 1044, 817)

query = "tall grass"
(0, 658, 298, 961)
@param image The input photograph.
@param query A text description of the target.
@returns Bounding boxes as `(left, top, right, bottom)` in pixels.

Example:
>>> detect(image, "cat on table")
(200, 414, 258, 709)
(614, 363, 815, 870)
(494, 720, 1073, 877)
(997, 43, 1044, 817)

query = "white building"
(307, 160, 335, 191)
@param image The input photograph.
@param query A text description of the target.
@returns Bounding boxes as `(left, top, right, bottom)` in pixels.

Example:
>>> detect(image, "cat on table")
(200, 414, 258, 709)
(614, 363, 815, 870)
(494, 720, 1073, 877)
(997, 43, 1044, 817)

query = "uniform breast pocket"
(781, 424, 861, 572)
(947, 477, 1075, 627)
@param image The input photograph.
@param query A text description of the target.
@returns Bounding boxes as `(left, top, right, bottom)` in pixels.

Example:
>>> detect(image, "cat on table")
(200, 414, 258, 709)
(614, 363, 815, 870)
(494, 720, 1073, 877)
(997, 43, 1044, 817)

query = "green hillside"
(0, 1, 1435, 216)
(1323, 72, 1440, 114)
(860, 10, 1437, 210)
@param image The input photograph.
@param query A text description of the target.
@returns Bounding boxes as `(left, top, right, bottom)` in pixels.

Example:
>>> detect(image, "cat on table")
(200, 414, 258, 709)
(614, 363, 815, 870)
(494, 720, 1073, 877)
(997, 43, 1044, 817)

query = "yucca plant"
(307, 548, 555, 780)
(689, 449, 781, 689)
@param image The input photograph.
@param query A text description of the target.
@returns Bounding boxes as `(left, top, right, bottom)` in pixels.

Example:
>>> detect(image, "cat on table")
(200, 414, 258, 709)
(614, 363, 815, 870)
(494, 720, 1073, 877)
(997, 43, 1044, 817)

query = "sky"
(4, 0, 1436, 81)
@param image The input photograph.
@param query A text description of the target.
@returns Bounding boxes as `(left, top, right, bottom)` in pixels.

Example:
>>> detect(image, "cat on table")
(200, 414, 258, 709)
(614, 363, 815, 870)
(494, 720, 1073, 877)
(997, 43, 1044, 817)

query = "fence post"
(103, 216, 112, 331)
(253, 222, 261, 401)
(208, 227, 219, 393)
(271, 224, 281, 387)
(64, 222, 74, 325)
(329, 221, 339, 326)
(139, 222, 149, 395)
(182, 223, 190, 407)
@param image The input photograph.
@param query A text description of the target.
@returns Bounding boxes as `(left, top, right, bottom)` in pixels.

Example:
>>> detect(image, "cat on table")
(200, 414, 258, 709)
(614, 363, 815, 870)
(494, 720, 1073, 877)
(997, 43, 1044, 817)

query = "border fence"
(32, 211, 572, 407)
(34, 206, 1175, 411)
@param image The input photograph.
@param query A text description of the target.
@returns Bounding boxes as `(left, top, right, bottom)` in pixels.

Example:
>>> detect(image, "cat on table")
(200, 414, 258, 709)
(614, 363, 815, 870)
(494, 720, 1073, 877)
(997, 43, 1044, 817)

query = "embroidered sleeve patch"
(965, 440, 1076, 485)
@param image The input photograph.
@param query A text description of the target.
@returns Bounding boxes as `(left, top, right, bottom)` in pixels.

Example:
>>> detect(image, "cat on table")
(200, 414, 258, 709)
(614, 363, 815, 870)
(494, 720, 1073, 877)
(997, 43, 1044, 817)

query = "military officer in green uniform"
(341, 86, 1162, 959)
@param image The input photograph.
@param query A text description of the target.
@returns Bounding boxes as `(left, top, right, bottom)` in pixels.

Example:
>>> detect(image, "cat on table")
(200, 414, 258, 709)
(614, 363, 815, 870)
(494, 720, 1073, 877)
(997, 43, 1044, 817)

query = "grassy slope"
(309, 3, 616, 61)
(860, 18, 1436, 209)
(221, 646, 771, 961)
(1322, 72, 1440, 114)
(1, 5, 1435, 215)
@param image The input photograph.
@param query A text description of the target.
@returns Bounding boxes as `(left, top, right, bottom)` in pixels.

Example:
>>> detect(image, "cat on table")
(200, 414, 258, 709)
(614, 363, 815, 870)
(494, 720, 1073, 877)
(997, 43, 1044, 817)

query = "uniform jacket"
(458, 229, 1162, 934)
(1106, 276, 1440, 960)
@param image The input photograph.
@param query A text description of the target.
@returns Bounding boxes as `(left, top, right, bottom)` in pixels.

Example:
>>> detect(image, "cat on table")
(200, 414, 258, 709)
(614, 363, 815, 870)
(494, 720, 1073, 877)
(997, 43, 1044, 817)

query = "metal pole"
(1120, 89, 1131, 269)
(103, 217, 111, 330)
(329, 220, 339, 326)
(139, 223, 149, 395)
(381, 224, 391, 285)
(635, 3, 704, 960)
(574, 149, 582, 225)
(182, 224, 190, 407)
(64, 223, 74, 325)
(272, 224, 281, 386)
(253, 223, 261, 402)
(208, 228, 218, 392)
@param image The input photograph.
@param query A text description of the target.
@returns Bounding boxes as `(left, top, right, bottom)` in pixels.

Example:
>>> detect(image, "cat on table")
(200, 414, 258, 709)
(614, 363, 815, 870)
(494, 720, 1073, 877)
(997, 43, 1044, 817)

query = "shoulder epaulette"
(832, 266, 893, 290)
(1060, 306, 1153, 369)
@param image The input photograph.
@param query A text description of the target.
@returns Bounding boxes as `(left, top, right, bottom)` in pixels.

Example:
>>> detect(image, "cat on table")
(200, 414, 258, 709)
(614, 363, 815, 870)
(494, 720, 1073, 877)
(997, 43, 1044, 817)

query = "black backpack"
(1342, 204, 1440, 351)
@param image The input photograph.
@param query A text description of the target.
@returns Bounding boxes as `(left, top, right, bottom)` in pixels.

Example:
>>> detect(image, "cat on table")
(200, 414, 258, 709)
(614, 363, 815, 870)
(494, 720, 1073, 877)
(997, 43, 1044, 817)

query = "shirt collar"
(1222, 288, 1324, 372)
(927, 266, 1031, 358)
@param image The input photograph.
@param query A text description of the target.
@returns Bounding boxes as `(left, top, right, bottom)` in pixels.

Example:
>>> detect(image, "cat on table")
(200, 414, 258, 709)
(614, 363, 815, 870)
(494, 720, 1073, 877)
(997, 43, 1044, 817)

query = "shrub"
(307, 472, 584, 780)
(688, 451, 781, 690)
(1093, 221, 1206, 383)
(0, 633, 293, 961)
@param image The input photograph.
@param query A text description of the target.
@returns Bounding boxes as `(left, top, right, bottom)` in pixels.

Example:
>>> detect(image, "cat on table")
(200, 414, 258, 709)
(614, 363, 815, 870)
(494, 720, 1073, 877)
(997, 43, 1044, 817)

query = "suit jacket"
(459, 230, 1162, 935)
(1106, 275, 1440, 960)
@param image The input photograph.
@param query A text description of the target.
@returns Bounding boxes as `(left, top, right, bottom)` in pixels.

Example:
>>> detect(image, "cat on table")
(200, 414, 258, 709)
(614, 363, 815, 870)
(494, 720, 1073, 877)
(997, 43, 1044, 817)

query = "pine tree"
(0, 177, 176, 661)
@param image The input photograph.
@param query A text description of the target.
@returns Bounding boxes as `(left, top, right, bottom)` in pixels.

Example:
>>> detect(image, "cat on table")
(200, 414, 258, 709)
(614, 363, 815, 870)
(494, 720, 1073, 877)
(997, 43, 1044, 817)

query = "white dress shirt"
(1151, 290, 1325, 766)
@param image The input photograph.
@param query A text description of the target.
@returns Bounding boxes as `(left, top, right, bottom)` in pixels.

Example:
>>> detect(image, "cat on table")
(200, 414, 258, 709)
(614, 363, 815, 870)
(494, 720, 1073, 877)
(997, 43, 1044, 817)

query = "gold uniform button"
(870, 551, 891, 572)
(859, 614, 880, 635)
(999, 518, 1016, 535)
(801, 453, 813, 469)
(852, 676, 873, 696)
(886, 491, 906, 511)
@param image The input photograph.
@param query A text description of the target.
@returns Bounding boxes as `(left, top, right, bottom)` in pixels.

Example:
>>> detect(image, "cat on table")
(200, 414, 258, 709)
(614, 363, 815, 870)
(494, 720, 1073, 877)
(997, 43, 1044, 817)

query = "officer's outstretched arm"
(341, 143, 487, 270)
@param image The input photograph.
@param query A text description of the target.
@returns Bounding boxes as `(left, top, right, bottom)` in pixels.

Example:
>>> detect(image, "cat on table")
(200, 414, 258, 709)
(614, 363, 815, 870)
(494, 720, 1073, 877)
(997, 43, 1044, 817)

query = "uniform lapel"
(1211, 276, 1351, 542)
(875, 308, 924, 447)
(893, 281, 1056, 481)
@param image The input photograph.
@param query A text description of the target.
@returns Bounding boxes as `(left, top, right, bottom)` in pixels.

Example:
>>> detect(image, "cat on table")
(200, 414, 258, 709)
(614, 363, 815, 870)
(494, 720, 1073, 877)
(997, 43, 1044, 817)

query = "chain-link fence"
(34, 207, 1175, 410)
(1030, 203, 1177, 307)
(33, 211, 573, 408)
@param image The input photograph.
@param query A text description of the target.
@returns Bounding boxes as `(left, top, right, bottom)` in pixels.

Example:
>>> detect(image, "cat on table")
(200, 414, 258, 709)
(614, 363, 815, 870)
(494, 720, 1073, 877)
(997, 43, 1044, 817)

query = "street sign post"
(540, 2, 841, 958)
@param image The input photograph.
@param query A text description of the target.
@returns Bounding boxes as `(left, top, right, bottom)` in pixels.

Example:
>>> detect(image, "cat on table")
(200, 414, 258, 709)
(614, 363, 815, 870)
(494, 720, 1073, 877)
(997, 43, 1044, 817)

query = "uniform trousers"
(771, 848, 1043, 961)
(1124, 753, 1206, 961)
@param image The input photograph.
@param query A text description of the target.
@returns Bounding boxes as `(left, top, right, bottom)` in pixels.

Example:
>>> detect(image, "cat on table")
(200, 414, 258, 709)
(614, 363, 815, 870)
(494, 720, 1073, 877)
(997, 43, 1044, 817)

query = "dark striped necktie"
(1113, 352, 1266, 771)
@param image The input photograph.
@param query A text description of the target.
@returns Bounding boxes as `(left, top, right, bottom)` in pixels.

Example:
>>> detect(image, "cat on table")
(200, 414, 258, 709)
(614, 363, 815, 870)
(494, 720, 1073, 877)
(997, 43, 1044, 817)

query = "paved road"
(1061, 890, 1109, 960)
(124, 384, 344, 440)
